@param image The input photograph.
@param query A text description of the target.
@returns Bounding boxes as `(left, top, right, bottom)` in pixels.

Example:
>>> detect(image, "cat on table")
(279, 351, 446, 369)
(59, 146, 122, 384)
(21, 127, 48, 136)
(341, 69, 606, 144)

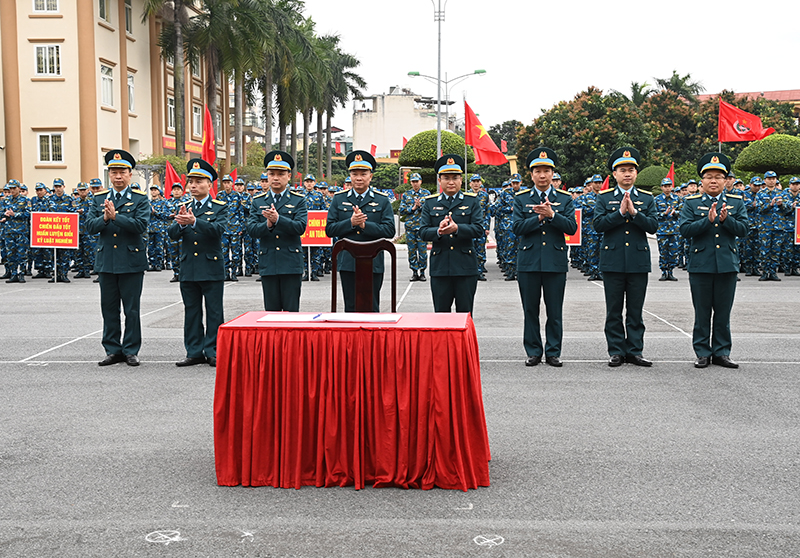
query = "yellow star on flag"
(475, 124, 489, 139)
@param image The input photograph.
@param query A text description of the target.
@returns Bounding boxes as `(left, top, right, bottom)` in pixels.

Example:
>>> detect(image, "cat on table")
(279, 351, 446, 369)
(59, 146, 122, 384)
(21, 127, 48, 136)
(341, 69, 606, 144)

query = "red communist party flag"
(201, 105, 217, 196)
(500, 139, 508, 153)
(164, 160, 183, 190)
(230, 168, 238, 184)
(370, 144, 377, 156)
(403, 137, 408, 148)
(718, 100, 775, 142)
(464, 101, 507, 165)
(335, 142, 341, 154)
(666, 162, 675, 186)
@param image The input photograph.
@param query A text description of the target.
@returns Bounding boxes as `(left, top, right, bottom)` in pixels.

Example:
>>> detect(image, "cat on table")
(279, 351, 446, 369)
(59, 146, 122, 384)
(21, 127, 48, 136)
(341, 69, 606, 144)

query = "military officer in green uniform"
(512, 147, 577, 367)
(418, 154, 484, 313)
(679, 153, 747, 369)
(594, 147, 658, 367)
(86, 149, 150, 366)
(325, 150, 396, 312)
(168, 159, 229, 367)
(246, 151, 307, 311)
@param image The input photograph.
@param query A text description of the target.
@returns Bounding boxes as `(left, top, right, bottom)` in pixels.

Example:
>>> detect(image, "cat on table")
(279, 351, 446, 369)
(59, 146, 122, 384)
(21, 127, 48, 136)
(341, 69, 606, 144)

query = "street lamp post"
(408, 69, 486, 151)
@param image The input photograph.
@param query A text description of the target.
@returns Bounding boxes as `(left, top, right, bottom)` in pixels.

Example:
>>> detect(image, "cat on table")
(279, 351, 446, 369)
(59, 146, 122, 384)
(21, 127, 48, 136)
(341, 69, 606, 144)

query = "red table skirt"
(213, 313, 491, 490)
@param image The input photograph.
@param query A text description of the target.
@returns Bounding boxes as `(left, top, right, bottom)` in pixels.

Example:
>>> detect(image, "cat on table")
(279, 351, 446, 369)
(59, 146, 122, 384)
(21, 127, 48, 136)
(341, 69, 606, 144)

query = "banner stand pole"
(53, 248, 57, 282)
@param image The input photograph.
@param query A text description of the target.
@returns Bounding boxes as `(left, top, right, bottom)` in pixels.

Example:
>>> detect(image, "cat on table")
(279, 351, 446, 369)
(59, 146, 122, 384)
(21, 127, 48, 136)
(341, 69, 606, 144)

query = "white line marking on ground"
(396, 281, 414, 310)
(19, 300, 183, 362)
(587, 280, 692, 338)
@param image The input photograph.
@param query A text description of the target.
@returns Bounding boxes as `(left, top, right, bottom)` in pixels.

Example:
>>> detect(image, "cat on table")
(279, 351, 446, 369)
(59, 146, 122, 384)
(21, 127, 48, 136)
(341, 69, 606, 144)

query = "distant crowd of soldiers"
(3, 168, 798, 286)
(0, 172, 349, 284)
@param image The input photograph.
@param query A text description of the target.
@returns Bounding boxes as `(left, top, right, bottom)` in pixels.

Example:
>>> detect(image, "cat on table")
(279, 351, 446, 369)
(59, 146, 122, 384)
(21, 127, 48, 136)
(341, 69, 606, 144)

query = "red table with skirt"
(213, 312, 490, 490)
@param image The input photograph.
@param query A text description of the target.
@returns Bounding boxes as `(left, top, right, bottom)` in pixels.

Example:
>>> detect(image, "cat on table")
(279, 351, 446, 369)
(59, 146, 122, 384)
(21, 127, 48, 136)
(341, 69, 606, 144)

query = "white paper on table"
(256, 313, 322, 322)
(318, 313, 402, 323)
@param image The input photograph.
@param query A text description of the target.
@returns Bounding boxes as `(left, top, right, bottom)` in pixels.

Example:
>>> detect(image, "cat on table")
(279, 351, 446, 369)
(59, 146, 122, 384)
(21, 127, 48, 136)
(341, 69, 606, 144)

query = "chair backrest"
(330, 238, 396, 312)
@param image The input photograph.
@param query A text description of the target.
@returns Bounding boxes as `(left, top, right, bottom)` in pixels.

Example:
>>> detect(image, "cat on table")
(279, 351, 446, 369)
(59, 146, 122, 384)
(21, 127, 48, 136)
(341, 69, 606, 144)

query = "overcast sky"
(301, 0, 796, 136)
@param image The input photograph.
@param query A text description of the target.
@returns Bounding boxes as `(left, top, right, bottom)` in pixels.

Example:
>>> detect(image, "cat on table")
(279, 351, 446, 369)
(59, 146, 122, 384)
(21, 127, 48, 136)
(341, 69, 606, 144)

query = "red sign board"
(30, 212, 79, 249)
(162, 136, 203, 155)
(390, 150, 402, 159)
(565, 208, 582, 246)
(795, 207, 799, 245)
(301, 210, 331, 247)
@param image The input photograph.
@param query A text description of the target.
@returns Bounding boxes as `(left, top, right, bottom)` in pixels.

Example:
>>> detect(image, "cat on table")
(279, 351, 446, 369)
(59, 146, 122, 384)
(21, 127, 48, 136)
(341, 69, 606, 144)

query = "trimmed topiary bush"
(734, 134, 800, 176)
(635, 165, 669, 188)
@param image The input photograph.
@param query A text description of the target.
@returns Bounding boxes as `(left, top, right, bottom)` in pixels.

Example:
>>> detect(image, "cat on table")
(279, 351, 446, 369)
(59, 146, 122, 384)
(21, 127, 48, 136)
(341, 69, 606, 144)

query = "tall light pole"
(433, 0, 445, 157)
(408, 70, 486, 132)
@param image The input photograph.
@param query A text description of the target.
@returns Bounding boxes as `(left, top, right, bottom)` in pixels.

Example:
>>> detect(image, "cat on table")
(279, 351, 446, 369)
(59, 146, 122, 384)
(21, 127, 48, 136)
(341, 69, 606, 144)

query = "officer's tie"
(115, 191, 121, 202)
(539, 191, 547, 204)
(195, 200, 202, 213)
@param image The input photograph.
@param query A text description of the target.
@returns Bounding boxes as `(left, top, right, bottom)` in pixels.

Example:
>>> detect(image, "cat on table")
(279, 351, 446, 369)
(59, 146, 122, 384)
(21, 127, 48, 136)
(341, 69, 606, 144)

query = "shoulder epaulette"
(726, 194, 742, 199)
(464, 191, 477, 197)
(637, 190, 653, 196)
(212, 199, 226, 205)
(374, 190, 389, 197)
(180, 200, 191, 206)
(599, 188, 615, 194)
(686, 194, 702, 200)
(132, 189, 147, 196)
(333, 190, 349, 196)
(253, 192, 267, 199)
(556, 188, 570, 195)
(96, 189, 110, 196)
(515, 188, 531, 196)
(425, 193, 438, 199)
(290, 190, 305, 197)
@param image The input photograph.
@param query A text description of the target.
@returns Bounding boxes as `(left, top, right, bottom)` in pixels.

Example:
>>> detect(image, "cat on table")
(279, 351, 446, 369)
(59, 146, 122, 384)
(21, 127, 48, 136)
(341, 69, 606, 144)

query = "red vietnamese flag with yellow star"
(464, 101, 507, 165)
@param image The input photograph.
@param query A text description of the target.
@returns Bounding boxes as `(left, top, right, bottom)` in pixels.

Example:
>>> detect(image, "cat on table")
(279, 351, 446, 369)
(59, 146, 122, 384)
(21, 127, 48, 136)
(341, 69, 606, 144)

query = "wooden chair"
(330, 238, 397, 312)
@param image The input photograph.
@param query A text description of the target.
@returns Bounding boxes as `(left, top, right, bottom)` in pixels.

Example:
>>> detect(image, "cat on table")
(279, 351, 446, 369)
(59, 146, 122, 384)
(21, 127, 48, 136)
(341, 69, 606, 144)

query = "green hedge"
(735, 134, 800, 175)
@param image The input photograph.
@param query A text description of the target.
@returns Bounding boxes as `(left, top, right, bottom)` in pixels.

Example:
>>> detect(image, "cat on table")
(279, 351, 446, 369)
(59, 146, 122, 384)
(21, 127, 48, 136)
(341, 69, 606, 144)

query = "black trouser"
(517, 271, 567, 357)
(688, 272, 737, 357)
(98, 272, 144, 356)
(601, 271, 648, 357)
(179, 280, 224, 359)
(430, 275, 478, 313)
(261, 274, 302, 312)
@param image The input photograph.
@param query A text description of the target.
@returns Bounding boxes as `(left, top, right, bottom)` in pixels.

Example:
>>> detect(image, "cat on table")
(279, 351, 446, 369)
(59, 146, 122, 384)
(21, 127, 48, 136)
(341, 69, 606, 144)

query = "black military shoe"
(176, 357, 206, 367)
(758, 273, 769, 281)
(626, 354, 652, 367)
(477, 274, 487, 281)
(712, 355, 739, 369)
(694, 356, 710, 368)
(98, 354, 125, 366)
(667, 272, 678, 281)
(525, 355, 541, 366)
(769, 273, 781, 282)
(418, 272, 426, 282)
(659, 272, 668, 281)
(229, 273, 238, 282)
(57, 275, 71, 283)
(310, 273, 319, 282)
(170, 274, 180, 283)
(545, 356, 563, 367)
(410, 271, 419, 282)
(5, 275, 20, 283)
(608, 355, 624, 367)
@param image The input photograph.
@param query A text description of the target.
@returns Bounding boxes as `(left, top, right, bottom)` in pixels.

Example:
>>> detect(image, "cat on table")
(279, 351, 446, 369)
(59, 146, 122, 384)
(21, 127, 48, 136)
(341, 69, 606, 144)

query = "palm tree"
(318, 36, 366, 178)
(630, 81, 653, 107)
(143, 0, 189, 157)
(183, 0, 269, 167)
(654, 71, 705, 104)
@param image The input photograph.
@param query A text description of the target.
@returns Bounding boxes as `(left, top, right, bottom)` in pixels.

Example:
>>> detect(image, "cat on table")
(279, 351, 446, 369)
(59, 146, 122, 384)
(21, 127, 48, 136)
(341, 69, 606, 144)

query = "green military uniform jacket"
(679, 192, 748, 273)
(418, 191, 484, 277)
(167, 197, 229, 281)
(246, 189, 307, 276)
(593, 187, 658, 273)
(512, 187, 577, 273)
(325, 188, 396, 273)
(86, 187, 150, 273)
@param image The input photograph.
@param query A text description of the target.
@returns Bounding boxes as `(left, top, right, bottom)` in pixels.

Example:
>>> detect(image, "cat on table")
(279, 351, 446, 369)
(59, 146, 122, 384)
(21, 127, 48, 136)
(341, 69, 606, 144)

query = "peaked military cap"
(591, 174, 604, 183)
(265, 150, 294, 172)
(53, 178, 65, 186)
(764, 170, 777, 178)
(410, 172, 422, 181)
(789, 177, 800, 184)
(7, 179, 20, 187)
(510, 173, 522, 182)
(76, 182, 89, 190)
(105, 149, 136, 169)
(89, 178, 103, 186)
(435, 154, 465, 174)
(661, 177, 673, 186)
(344, 177, 352, 184)
(527, 147, 557, 168)
(186, 158, 217, 182)
(246, 182, 255, 190)
(304, 174, 315, 181)
(20, 184, 28, 191)
(171, 182, 184, 190)
(222, 174, 233, 182)
(697, 152, 732, 176)
(35, 182, 47, 190)
(608, 147, 640, 170)
(346, 150, 377, 172)
(553, 172, 562, 180)
(469, 174, 481, 182)
(235, 178, 245, 185)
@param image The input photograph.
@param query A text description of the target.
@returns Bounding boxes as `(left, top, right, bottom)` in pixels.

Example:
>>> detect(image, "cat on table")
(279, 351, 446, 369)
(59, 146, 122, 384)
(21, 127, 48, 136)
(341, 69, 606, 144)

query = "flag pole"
(463, 93, 468, 193)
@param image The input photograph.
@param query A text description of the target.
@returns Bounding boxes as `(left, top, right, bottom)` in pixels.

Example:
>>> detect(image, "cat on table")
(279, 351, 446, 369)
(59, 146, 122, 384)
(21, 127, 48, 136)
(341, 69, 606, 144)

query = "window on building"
(35, 45, 61, 76)
(124, 0, 132, 33)
(127, 74, 135, 112)
(101, 65, 113, 106)
(215, 112, 222, 143)
(190, 52, 200, 78)
(38, 133, 63, 164)
(193, 105, 202, 136)
(34, 0, 59, 12)
(167, 96, 175, 130)
(99, 0, 110, 22)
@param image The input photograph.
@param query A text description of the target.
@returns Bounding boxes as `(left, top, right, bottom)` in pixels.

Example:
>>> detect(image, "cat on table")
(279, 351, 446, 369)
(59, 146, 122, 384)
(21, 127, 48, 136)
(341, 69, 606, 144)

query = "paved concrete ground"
(1, 239, 799, 557)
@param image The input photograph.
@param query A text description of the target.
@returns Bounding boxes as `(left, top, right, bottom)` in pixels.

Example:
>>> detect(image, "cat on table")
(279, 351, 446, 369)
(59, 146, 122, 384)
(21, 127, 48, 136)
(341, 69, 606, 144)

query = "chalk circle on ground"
(474, 534, 505, 547)
(146, 530, 186, 545)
